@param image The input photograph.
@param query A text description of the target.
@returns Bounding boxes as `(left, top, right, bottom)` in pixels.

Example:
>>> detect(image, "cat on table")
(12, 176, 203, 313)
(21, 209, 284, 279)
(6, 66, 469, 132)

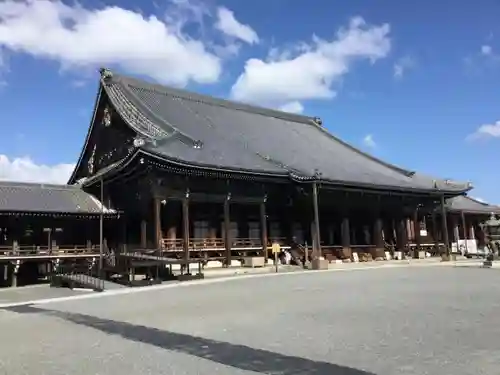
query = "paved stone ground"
(1, 266, 500, 375)
(0, 284, 92, 305)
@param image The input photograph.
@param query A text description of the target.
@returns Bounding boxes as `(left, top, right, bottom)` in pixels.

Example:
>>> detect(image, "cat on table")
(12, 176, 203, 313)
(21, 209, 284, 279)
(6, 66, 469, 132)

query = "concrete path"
(1, 266, 500, 374)
(0, 258, 487, 306)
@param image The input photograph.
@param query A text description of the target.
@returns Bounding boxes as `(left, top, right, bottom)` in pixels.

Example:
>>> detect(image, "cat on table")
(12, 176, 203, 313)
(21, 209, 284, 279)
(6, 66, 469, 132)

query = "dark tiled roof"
(0, 181, 114, 214)
(446, 195, 500, 214)
(100, 70, 471, 193)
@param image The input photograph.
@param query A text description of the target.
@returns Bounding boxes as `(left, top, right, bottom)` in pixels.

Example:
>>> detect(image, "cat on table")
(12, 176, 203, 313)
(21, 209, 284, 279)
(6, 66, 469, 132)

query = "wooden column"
(374, 217, 384, 249)
(140, 220, 147, 248)
(182, 198, 190, 271)
(440, 195, 450, 258)
(413, 211, 421, 247)
(341, 216, 350, 259)
(451, 215, 459, 244)
(431, 211, 439, 254)
(223, 197, 231, 267)
(154, 197, 162, 250)
(461, 212, 468, 240)
(413, 210, 421, 258)
(395, 217, 407, 260)
(260, 201, 268, 263)
(469, 221, 476, 240)
(312, 182, 321, 258)
(121, 216, 128, 253)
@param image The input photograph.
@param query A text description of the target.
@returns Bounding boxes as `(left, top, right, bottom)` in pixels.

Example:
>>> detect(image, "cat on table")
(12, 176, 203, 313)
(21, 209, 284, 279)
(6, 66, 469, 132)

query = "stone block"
(371, 248, 385, 260)
(242, 256, 266, 268)
(341, 247, 352, 259)
(311, 258, 329, 270)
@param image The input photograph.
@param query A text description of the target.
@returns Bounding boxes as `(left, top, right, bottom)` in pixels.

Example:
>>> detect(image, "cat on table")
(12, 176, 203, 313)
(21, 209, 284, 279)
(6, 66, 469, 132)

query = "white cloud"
(481, 45, 493, 55)
(0, 155, 75, 184)
(230, 17, 391, 110)
(215, 7, 259, 45)
(393, 56, 415, 79)
(279, 101, 304, 114)
(468, 120, 500, 139)
(0, 0, 223, 87)
(363, 134, 376, 148)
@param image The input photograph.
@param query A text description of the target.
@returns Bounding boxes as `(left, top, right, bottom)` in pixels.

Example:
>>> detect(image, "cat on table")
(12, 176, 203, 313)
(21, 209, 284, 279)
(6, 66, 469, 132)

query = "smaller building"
(0, 181, 118, 287)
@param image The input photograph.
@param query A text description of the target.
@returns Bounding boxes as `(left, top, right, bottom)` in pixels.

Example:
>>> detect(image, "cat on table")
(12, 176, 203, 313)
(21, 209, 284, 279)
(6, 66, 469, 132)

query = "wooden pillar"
(11, 260, 20, 288)
(312, 182, 321, 258)
(260, 201, 268, 263)
(413, 210, 421, 258)
(374, 217, 384, 249)
(182, 198, 190, 270)
(153, 197, 162, 249)
(431, 212, 439, 254)
(223, 197, 231, 267)
(451, 215, 459, 244)
(469, 221, 476, 240)
(461, 212, 468, 240)
(413, 211, 421, 248)
(440, 195, 450, 258)
(396, 217, 407, 257)
(140, 220, 147, 248)
(341, 216, 350, 259)
(121, 216, 128, 253)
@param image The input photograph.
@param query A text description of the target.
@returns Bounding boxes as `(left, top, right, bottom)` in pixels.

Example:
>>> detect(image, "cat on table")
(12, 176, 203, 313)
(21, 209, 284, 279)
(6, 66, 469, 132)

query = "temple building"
(0, 68, 499, 286)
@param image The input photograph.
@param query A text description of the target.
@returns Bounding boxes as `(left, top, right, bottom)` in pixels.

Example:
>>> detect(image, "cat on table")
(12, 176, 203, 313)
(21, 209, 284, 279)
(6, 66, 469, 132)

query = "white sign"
(420, 229, 428, 237)
(452, 239, 479, 255)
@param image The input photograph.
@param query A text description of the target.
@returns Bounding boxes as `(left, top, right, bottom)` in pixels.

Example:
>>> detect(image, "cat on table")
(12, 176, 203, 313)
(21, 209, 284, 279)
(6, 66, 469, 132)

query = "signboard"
(271, 243, 281, 254)
(452, 240, 479, 255)
(420, 229, 428, 237)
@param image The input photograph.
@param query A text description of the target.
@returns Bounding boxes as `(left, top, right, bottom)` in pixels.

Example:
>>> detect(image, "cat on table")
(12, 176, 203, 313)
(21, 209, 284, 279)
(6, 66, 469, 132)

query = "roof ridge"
(464, 195, 490, 206)
(307, 120, 415, 178)
(112, 72, 315, 124)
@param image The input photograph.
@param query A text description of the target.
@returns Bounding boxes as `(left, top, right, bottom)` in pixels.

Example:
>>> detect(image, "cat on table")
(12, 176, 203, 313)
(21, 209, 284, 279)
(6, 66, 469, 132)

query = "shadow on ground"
(5, 305, 375, 375)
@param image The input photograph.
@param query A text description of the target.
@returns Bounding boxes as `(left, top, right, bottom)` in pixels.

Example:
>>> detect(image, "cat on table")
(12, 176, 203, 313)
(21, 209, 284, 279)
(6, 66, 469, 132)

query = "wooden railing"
(0, 244, 100, 258)
(160, 238, 266, 251)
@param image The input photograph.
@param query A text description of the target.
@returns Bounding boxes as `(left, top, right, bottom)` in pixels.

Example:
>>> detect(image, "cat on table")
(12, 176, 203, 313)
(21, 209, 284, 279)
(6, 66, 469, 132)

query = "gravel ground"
(1, 266, 499, 375)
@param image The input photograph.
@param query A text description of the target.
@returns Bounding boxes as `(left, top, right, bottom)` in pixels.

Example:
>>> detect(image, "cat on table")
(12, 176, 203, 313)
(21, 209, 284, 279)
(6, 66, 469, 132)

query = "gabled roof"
(97, 69, 471, 193)
(446, 195, 500, 214)
(0, 181, 115, 215)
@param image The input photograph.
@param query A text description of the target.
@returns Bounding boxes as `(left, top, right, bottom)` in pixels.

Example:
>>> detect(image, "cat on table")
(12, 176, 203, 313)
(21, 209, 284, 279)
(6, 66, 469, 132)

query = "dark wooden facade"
(65, 69, 485, 269)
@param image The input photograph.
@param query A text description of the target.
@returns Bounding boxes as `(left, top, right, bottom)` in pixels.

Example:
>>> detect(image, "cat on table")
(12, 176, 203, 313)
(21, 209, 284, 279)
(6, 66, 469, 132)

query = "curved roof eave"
(98, 68, 472, 195)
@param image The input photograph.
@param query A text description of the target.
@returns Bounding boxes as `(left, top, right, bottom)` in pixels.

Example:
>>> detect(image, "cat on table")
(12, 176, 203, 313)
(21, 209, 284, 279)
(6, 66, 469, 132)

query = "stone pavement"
(0, 257, 487, 306)
(1, 266, 500, 375)
(0, 284, 92, 305)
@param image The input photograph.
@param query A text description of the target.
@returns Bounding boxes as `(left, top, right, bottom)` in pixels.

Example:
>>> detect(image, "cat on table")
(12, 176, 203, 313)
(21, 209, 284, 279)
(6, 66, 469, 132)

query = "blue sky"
(0, 0, 499, 202)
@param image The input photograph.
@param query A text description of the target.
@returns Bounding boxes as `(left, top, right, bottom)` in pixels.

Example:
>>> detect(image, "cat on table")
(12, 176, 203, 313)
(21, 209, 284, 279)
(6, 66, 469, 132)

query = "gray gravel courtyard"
(1, 266, 500, 375)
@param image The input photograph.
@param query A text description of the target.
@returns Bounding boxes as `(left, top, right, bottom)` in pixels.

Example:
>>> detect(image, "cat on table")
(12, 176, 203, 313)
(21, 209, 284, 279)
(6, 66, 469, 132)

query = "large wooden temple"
(1, 68, 499, 286)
